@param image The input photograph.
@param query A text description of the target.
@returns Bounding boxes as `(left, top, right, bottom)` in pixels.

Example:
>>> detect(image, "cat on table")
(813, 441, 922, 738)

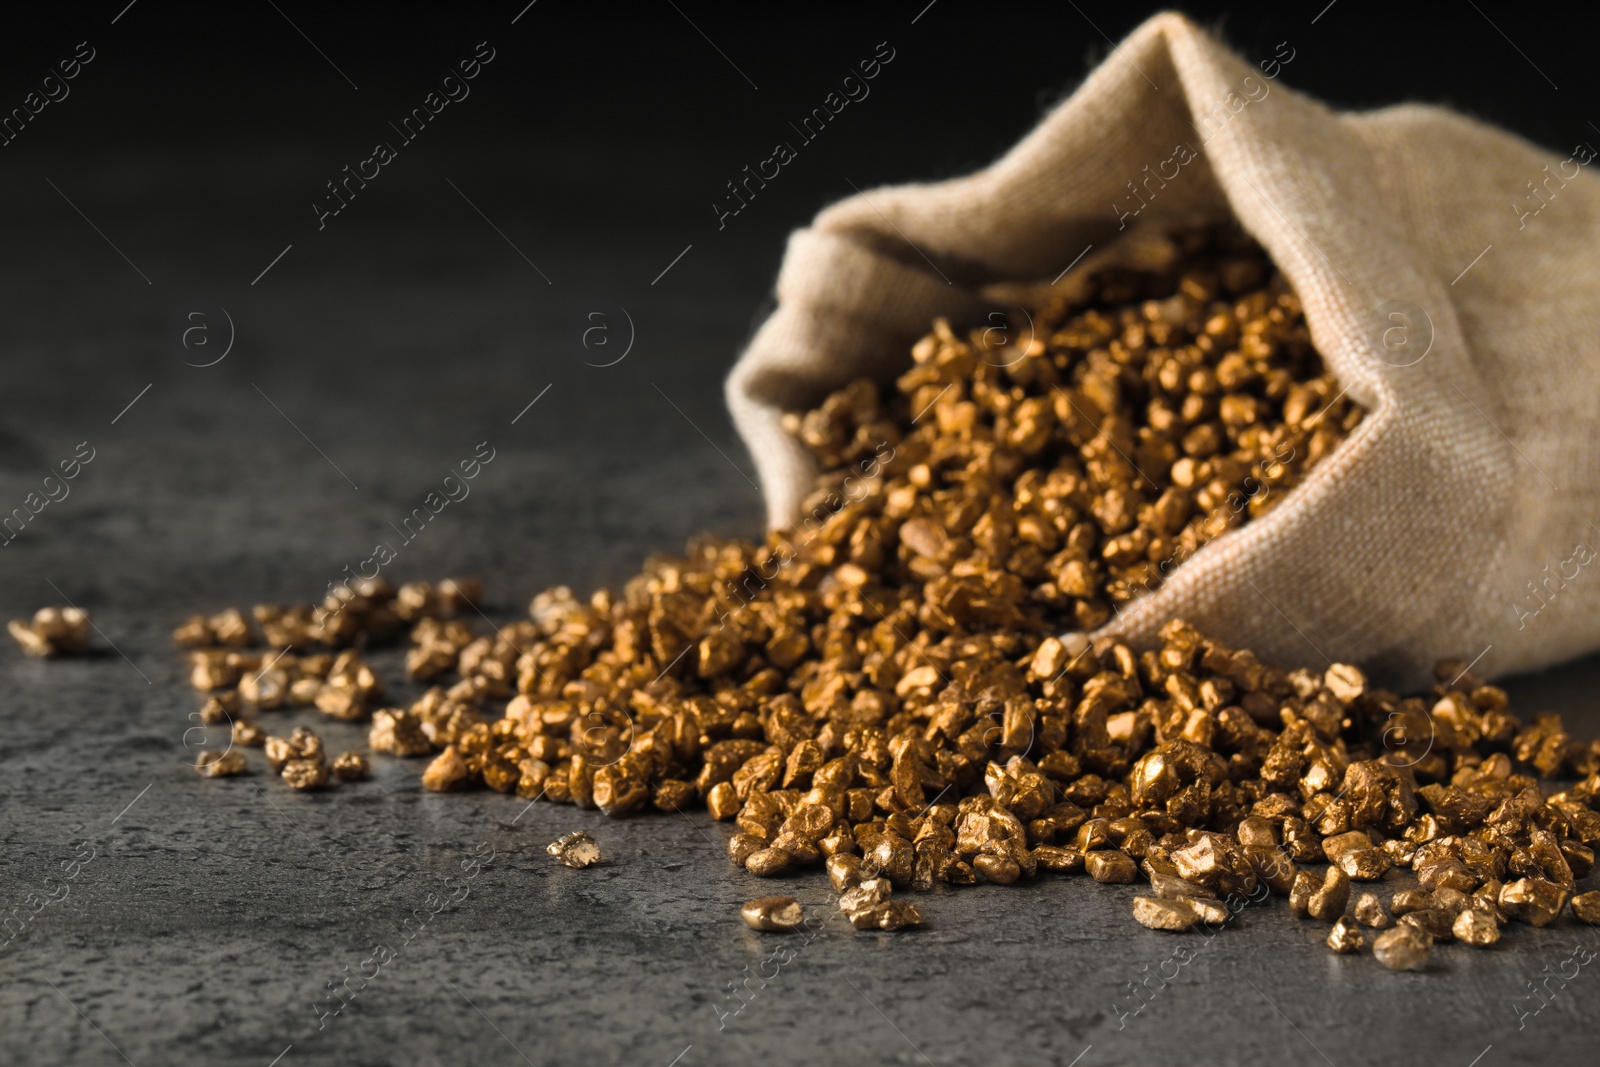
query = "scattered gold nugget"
(262, 735, 295, 773)
(198, 692, 241, 724)
(1132, 896, 1201, 932)
(1452, 908, 1501, 947)
(1400, 909, 1454, 941)
(741, 896, 805, 932)
(1086, 851, 1137, 884)
(421, 746, 470, 792)
(288, 725, 324, 763)
(873, 901, 924, 931)
(837, 877, 921, 931)
(1373, 926, 1432, 971)
(332, 751, 369, 781)
(370, 708, 433, 758)
(547, 831, 600, 869)
(1307, 867, 1351, 922)
(282, 758, 329, 791)
(8, 607, 92, 657)
(196, 750, 247, 777)
(1326, 916, 1364, 954)
(232, 720, 265, 747)
(745, 847, 791, 878)
(838, 878, 892, 929)
(1353, 892, 1391, 929)
(1499, 878, 1569, 927)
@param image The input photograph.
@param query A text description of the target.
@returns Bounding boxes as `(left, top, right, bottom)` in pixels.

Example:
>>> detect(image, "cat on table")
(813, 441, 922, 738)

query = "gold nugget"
(547, 830, 600, 869)
(1326, 916, 1364, 954)
(1373, 926, 1431, 971)
(741, 896, 805, 932)
(196, 750, 247, 778)
(332, 751, 369, 781)
(282, 759, 329, 791)
(9, 607, 92, 657)
(1133, 896, 1200, 932)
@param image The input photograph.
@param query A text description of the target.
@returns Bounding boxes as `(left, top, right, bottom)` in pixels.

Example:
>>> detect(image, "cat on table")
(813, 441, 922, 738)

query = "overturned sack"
(726, 12, 1600, 687)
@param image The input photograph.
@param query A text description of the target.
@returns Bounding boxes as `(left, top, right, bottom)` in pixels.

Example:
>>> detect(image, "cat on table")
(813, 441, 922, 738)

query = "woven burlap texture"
(725, 12, 1600, 687)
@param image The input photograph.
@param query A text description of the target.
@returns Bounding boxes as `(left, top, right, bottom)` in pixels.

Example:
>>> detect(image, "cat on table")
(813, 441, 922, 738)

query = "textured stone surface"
(3, 227, 1597, 1064)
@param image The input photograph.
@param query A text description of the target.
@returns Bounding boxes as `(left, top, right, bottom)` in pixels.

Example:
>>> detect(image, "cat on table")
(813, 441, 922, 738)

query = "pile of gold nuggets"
(131, 228, 1597, 965)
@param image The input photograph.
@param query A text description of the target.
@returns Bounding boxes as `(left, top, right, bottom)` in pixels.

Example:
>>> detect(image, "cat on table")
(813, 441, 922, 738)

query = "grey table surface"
(2, 173, 1597, 1067)
(4, 5, 1600, 1065)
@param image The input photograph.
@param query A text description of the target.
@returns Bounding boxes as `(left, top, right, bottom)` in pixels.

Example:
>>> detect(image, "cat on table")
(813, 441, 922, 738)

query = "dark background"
(1, 3, 1597, 1066)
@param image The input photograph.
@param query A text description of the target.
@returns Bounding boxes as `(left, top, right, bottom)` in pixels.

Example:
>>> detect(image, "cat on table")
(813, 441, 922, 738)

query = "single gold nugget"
(1400, 909, 1455, 942)
(262, 736, 294, 772)
(198, 692, 241, 724)
(974, 854, 1021, 885)
(172, 614, 214, 649)
(1133, 896, 1200, 932)
(332, 751, 369, 781)
(547, 830, 600, 869)
(288, 725, 324, 763)
(745, 847, 791, 877)
(1353, 892, 1391, 928)
(1373, 926, 1432, 971)
(281, 758, 329, 791)
(232, 720, 265, 747)
(741, 896, 805, 932)
(1086, 851, 1137, 884)
(196, 750, 247, 778)
(208, 608, 254, 647)
(370, 708, 433, 757)
(422, 745, 470, 792)
(838, 878, 892, 928)
(1453, 908, 1501, 947)
(1499, 878, 1569, 927)
(1308, 867, 1351, 922)
(873, 900, 924, 931)
(1326, 916, 1364, 954)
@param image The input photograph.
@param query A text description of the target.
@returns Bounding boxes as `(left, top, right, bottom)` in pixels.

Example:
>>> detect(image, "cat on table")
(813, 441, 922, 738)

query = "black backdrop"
(1, 0, 1589, 310)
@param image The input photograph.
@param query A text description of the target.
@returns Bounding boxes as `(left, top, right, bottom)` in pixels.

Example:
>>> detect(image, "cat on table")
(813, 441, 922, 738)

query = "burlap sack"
(726, 11, 1600, 688)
